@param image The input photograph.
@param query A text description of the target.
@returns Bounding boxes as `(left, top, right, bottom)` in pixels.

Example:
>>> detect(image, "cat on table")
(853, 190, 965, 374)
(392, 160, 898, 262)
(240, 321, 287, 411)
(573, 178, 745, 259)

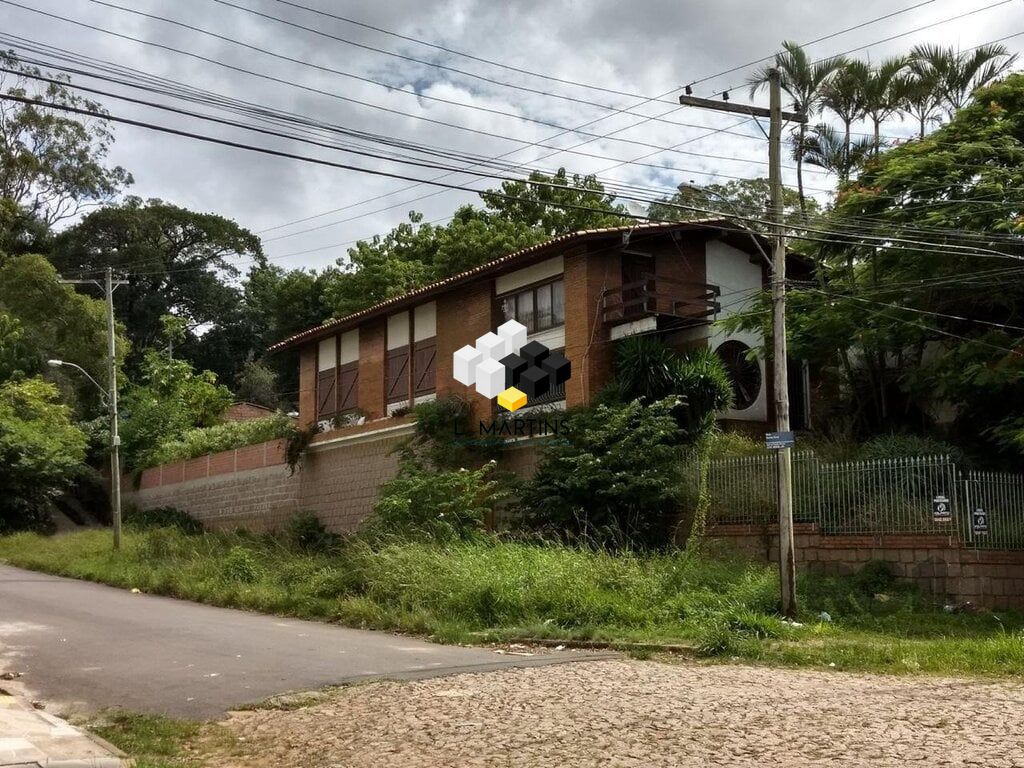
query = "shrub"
(519, 399, 686, 548)
(854, 559, 897, 596)
(147, 412, 296, 467)
(283, 511, 339, 554)
(221, 546, 261, 583)
(367, 459, 511, 542)
(123, 505, 204, 535)
(0, 377, 88, 534)
(857, 434, 964, 464)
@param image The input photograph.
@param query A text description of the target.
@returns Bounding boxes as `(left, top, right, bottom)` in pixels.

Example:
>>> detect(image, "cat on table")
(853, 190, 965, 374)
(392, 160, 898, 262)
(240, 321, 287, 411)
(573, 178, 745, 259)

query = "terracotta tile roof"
(267, 219, 745, 352)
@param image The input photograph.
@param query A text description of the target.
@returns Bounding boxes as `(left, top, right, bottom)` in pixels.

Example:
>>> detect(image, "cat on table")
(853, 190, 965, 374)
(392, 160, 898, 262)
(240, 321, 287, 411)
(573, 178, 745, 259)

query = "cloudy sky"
(1, 0, 1021, 274)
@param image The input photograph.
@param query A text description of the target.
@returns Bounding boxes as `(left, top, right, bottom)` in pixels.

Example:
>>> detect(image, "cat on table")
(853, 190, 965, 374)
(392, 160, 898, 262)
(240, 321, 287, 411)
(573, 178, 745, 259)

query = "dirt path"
(202, 659, 1024, 767)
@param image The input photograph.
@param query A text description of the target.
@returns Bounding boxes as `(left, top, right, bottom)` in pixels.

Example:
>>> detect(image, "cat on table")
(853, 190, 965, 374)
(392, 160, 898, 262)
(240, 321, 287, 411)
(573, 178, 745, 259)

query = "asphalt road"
(0, 565, 601, 719)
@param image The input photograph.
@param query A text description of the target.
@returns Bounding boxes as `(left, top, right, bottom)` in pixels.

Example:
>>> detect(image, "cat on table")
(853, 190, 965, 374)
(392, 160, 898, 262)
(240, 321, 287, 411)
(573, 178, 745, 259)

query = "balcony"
(601, 272, 721, 329)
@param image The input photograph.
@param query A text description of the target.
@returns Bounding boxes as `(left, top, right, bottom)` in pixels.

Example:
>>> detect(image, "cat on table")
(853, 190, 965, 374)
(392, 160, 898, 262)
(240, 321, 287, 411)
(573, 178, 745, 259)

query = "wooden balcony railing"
(601, 272, 721, 325)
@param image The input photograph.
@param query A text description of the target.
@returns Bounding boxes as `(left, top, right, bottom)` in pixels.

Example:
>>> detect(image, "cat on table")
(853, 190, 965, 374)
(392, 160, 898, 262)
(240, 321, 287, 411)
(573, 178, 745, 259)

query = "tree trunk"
(796, 123, 807, 221)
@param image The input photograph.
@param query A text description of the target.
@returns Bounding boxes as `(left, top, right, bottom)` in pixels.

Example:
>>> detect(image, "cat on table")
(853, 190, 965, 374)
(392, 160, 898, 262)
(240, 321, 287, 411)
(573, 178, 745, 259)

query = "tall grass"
(2, 528, 1022, 674)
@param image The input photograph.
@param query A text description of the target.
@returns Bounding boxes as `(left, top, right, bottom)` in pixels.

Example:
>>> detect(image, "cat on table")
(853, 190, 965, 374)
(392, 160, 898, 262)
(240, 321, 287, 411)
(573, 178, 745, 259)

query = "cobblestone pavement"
(203, 659, 1024, 767)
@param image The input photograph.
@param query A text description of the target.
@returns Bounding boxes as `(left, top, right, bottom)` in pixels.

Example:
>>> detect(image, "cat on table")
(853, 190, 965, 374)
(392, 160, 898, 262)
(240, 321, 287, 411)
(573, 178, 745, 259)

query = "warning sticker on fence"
(932, 495, 951, 522)
(972, 507, 989, 535)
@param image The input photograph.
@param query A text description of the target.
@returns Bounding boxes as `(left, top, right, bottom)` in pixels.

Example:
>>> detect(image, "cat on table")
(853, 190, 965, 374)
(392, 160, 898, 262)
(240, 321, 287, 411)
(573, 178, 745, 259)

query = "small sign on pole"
(932, 494, 951, 523)
(972, 507, 989, 536)
(765, 431, 795, 450)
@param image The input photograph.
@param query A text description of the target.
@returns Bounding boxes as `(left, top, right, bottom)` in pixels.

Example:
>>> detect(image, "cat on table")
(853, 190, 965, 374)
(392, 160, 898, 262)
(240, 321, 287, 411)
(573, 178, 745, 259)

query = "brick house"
(270, 220, 811, 434)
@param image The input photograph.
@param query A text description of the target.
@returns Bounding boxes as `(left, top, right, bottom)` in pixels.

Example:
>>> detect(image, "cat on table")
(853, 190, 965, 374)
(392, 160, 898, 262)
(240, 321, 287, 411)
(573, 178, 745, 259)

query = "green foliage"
(405, 394, 475, 468)
(857, 434, 964, 463)
(283, 511, 339, 554)
(147, 412, 295, 467)
(284, 421, 321, 475)
(479, 168, 628, 236)
(727, 74, 1024, 461)
(853, 560, 898, 597)
(120, 350, 233, 470)
(5, 529, 1024, 675)
(234, 360, 279, 409)
(520, 399, 687, 548)
(123, 505, 204, 535)
(221, 545, 261, 583)
(649, 178, 815, 234)
(89, 711, 200, 768)
(614, 336, 679, 403)
(614, 337, 733, 441)
(50, 197, 263, 377)
(670, 347, 735, 441)
(323, 171, 625, 318)
(0, 52, 132, 224)
(0, 253, 123, 410)
(0, 377, 87, 532)
(368, 459, 509, 542)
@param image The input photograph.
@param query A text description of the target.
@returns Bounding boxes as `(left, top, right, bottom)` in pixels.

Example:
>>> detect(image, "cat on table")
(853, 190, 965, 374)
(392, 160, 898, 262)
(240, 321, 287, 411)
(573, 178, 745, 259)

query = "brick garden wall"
(710, 523, 1024, 610)
(123, 421, 546, 535)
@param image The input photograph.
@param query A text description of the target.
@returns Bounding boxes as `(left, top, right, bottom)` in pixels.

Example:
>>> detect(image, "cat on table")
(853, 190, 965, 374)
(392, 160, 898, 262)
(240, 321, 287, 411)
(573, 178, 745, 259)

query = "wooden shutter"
(413, 338, 436, 396)
(317, 369, 336, 419)
(385, 346, 410, 403)
(338, 361, 359, 411)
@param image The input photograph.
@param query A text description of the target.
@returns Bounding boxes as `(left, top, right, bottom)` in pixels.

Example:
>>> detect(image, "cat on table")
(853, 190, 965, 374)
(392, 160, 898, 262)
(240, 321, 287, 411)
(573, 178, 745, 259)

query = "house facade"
(271, 220, 809, 434)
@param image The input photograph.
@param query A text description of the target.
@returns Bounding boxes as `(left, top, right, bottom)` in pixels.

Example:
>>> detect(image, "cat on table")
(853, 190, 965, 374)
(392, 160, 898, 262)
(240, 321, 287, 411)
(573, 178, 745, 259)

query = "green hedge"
(145, 413, 295, 467)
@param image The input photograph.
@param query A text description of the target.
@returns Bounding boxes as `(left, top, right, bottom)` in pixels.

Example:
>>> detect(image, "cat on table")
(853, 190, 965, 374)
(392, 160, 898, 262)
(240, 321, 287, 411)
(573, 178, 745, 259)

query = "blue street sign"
(766, 431, 795, 450)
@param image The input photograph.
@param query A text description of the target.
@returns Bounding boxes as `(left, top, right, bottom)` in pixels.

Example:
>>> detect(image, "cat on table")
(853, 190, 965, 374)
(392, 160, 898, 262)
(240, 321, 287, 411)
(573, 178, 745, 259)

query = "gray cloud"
(2, 0, 1017, 273)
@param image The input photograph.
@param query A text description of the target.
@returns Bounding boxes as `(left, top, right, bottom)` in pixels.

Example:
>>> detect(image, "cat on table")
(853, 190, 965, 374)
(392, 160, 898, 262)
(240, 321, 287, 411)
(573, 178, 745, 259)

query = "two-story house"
(270, 219, 810, 434)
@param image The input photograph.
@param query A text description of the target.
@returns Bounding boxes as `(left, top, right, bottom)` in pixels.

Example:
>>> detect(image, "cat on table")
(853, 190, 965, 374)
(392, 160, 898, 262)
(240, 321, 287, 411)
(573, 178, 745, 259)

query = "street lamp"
(48, 358, 122, 550)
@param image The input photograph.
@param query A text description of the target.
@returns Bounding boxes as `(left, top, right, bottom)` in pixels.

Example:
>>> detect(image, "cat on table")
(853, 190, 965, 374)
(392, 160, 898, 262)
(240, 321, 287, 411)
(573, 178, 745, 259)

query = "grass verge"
(2, 527, 1023, 676)
(87, 711, 201, 768)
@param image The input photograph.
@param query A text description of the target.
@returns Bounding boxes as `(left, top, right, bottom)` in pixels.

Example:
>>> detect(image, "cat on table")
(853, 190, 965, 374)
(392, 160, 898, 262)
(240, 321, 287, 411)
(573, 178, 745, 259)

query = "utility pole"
(679, 71, 805, 617)
(105, 267, 123, 551)
(59, 269, 128, 551)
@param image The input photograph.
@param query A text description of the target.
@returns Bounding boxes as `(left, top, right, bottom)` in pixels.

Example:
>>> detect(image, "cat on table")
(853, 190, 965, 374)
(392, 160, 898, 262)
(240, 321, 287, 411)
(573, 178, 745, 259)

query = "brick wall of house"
(564, 244, 617, 407)
(436, 279, 497, 426)
(710, 523, 1024, 610)
(358, 318, 387, 420)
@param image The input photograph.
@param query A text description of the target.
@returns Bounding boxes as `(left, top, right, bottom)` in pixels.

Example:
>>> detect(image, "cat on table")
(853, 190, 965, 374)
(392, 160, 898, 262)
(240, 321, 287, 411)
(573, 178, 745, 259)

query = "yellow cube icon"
(497, 386, 528, 412)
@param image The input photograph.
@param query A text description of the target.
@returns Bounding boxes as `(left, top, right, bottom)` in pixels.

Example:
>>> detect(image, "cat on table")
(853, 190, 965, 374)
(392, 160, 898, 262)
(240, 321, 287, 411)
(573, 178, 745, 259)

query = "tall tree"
(896, 71, 945, 139)
(480, 168, 628, 235)
(909, 43, 1018, 118)
(730, 73, 1024, 458)
(800, 124, 873, 181)
(0, 253, 122, 414)
(860, 57, 908, 154)
(748, 42, 845, 219)
(0, 52, 132, 225)
(821, 59, 870, 175)
(50, 197, 264, 373)
(648, 177, 815, 234)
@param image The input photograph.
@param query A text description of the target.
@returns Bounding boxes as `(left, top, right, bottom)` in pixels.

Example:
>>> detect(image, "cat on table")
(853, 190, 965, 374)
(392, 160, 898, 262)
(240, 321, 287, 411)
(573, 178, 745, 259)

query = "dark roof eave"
(266, 220, 767, 353)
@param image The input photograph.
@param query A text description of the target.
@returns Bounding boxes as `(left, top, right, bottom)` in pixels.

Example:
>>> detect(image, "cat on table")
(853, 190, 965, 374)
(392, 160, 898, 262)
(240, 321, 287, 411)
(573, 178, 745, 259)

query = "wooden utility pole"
(679, 71, 805, 617)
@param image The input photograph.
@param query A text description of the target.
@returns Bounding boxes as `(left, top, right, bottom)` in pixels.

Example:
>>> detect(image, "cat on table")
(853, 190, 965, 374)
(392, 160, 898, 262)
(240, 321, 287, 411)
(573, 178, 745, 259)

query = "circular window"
(715, 340, 761, 411)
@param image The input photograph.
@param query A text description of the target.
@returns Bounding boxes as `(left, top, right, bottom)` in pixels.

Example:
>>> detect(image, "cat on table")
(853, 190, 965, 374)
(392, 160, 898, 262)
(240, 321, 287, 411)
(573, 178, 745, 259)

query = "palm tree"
(909, 43, 1018, 118)
(800, 124, 872, 182)
(821, 60, 870, 174)
(860, 57, 908, 154)
(896, 71, 944, 139)
(748, 41, 845, 219)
